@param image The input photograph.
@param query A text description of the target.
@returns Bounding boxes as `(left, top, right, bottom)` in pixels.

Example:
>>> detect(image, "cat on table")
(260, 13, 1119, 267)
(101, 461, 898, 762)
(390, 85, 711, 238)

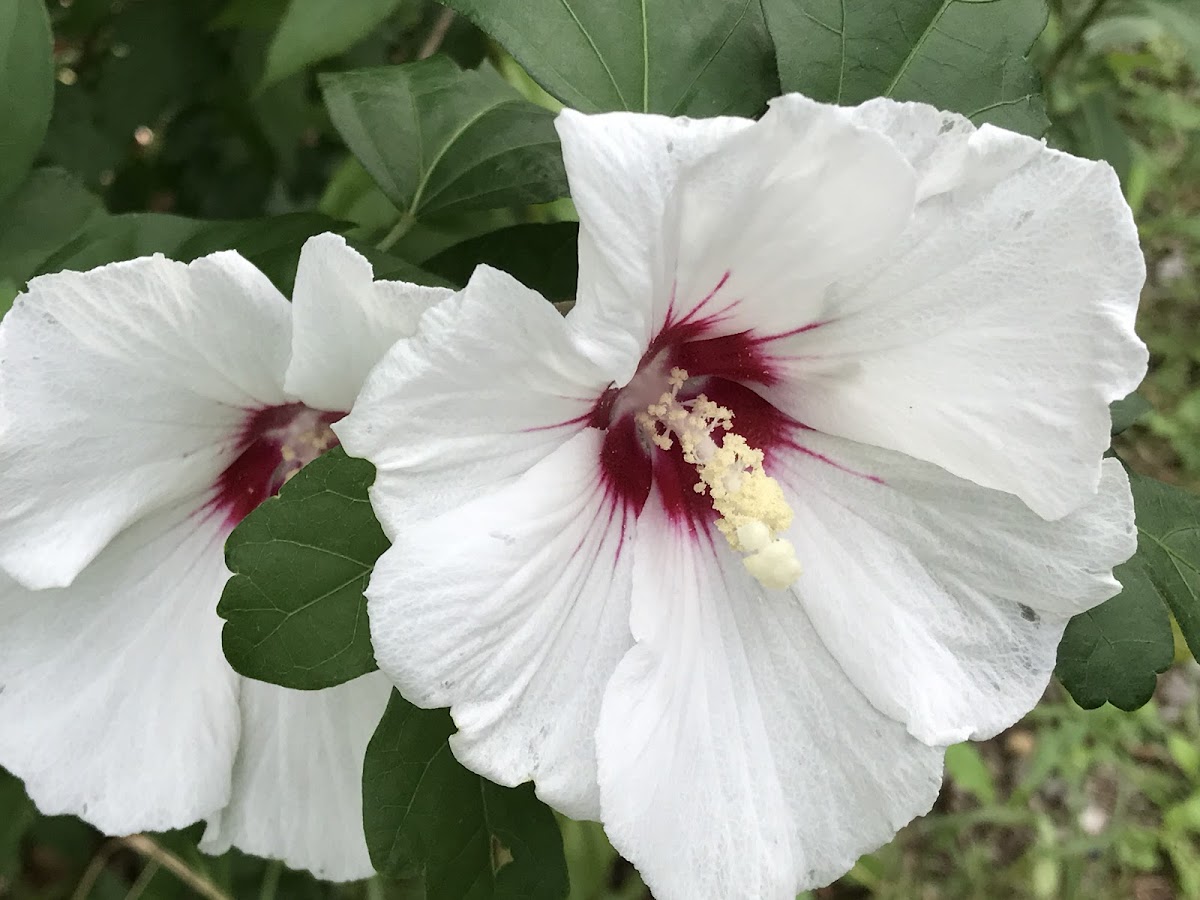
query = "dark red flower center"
(591, 298, 798, 534)
(211, 404, 343, 529)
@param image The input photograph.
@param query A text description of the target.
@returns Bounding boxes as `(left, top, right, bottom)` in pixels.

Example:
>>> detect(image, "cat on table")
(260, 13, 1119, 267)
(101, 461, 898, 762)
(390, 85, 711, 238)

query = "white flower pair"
(0, 93, 1146, 900)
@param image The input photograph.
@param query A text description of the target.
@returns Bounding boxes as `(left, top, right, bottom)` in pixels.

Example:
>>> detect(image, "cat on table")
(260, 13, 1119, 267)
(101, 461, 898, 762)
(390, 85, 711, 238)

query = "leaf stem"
(1044, 0, 1113, 82)
(378, 211, 417, 251)
(120, 835, 234, 900)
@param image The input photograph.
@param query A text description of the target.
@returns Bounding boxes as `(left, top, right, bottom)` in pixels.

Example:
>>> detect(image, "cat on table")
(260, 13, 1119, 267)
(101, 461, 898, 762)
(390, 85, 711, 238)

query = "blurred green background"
(3, 0, 1200, 897)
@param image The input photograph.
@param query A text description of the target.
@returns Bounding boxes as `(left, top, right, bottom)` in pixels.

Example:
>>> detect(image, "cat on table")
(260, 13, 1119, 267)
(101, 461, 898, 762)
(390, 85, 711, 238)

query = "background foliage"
(2, 0, 1200, 897)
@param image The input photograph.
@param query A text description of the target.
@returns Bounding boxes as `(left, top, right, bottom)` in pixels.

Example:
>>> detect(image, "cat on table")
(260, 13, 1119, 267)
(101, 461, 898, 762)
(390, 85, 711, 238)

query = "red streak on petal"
(766, 319, 828, 340)
(786, 443, 885, 484)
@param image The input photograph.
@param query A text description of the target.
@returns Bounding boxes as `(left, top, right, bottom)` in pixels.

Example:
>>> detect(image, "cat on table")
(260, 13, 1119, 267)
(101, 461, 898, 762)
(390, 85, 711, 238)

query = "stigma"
(637, 368, 802, 590)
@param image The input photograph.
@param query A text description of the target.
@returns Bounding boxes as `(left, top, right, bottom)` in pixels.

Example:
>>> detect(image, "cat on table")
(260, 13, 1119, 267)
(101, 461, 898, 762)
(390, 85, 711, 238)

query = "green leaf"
(1056, 572, 1173, 710)
(348, 239, 456, 288)
(213, 0, 292, 31)
(424, 222, 580, 299)
(1055, 471, 1200, 710)
(173, 213, 344, 294)
(35, 212, 339, 294)
(364, 691, 569, 900)
(1058, 91, 1134, 186)
(219, 448, 385, 690)
(0, 768, 36, 880)
(1122, 473, 1200, 660)
(440, 0, 778, 116)
(0, 279, 16, 320)
(0, 168, 104, 285)
(943, 743, 997, 805)
(263, 0, 410, 87)
(1142, 0, 1200, 75)
(0, 0, 55, 203)
(762, 0, 1050, 136)
(320, 57, 569, 231)
(1111, 391, 1152, 435)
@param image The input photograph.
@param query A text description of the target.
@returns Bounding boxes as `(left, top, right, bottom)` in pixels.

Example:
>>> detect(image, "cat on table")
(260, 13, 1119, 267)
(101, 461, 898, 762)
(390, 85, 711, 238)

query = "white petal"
(557, 99, 917, 380)
(285, 233, 454, 413)
(200, 672, 390, 881)
(0, 506, 240, 834)
(667, 94, 918, 338)
(597, 493, 944, 900)
(366, 429, 634, 820)
(0, 252, 292, 588)
(555, 108, 752, 376)
(767, 99, 1147, 519)
(336, 265, 613, 532)
(773, 433, 1135, 744)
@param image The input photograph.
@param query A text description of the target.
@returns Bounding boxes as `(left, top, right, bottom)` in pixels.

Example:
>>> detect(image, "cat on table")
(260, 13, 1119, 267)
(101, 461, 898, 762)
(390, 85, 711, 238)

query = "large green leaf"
(1056, 471, 1200, 709)
(440, 0, 778, 116)
(219, 448, 385, 690)
(320, 57, 569, 234)
(263, 0, 411, 87)
(762, 0, 1050, 136)
(364, 692, 569, 900)
(0, 0, 54, 203)
(0, 169, 104, 285)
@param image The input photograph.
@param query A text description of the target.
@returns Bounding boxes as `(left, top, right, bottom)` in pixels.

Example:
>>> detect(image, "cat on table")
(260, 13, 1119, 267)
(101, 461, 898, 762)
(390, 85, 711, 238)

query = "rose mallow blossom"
(337, 95, 1148, 899)
(0, 233, 451, 879)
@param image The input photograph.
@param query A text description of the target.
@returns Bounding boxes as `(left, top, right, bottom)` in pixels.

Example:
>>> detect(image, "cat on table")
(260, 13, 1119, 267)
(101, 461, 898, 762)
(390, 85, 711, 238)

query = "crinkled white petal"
(366, 429, 634, 820)
(774, 434, 1135, 745)
(556, 99, 918, 380)
(666, 94, 918, 339)
(596, 493, 945, 900)
(0, 252, 292, 588)
(285, 233, 454, 413)
(765, 98, 1147, 519)
(336, 265, 613, 533)
(0, 505, 239, 834)
(200, 672, 390, 881)
(555, 108, 752, 377)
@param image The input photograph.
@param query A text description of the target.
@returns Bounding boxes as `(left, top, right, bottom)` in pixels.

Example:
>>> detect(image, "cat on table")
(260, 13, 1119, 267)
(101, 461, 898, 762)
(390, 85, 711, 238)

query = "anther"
(638, 368, 802, 590)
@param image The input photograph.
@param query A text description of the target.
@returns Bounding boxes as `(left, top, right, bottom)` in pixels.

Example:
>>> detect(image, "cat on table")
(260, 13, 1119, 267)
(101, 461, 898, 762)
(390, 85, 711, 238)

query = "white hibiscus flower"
(0, 233, 451, 880)
(337, 95, 1147, 899)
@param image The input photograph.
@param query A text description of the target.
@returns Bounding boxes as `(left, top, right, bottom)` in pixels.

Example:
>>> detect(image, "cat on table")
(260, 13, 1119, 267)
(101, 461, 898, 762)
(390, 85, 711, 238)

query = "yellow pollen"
(280, 422, 339, 484)
(640, 368, 801, 590)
